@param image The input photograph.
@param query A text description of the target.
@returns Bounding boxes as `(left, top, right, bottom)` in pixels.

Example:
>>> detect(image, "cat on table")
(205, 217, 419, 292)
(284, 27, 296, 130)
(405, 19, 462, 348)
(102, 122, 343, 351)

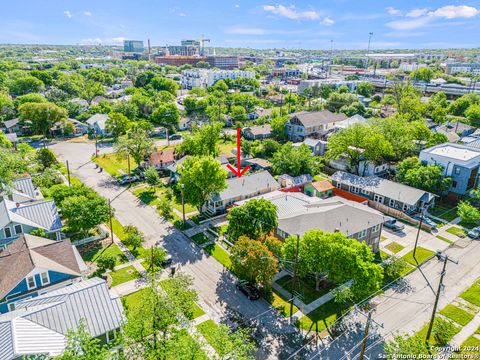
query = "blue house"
(0, 199, 62, 248)
(0, 234, 86, 313)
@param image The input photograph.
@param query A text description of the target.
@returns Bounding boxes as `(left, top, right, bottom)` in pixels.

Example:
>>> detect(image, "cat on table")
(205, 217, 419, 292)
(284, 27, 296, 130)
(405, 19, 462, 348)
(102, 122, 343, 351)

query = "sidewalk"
(450, 311, 480, 347)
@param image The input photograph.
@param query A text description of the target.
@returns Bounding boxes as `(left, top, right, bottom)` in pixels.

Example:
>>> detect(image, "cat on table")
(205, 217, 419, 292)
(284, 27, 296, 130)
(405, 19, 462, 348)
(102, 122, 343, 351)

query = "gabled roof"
(5, 133, 17, 143)
(211, 171, 279, 202)
(0, 234, 84, 299)
(0, 199, 62, 232)
(331, 171, 434, 206)
(0, 278, 123, 358)
(289, 110, 347, 128)
(335, 114, 367, 129)
(2, 118, 20, 129)
(86, 113, 108, 129)
(244, 124, 272, 136)
(11, 178, 37, 201)
(278, 174, 314, 187)
(149, 148, 176, 165)
(310, 180, 335, 192)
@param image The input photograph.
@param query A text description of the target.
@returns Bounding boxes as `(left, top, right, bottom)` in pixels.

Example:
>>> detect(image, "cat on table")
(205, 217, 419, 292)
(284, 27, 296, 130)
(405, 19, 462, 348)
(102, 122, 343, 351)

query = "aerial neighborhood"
(1, 4, 480, 358)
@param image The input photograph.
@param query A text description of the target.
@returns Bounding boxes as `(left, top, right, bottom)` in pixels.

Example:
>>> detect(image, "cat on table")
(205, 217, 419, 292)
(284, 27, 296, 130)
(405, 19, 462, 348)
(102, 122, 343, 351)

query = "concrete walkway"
(450, 311, 480, 347)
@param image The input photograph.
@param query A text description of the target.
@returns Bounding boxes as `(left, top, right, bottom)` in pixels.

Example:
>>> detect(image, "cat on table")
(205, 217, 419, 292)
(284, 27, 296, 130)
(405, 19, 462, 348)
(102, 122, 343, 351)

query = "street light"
(365, 32, 374, 72)
(181, 183, 186, 226)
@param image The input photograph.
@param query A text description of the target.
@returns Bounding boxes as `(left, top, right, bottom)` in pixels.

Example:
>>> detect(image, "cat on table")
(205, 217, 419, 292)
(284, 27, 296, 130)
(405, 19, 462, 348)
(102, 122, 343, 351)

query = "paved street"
(50, 140, 303, 360)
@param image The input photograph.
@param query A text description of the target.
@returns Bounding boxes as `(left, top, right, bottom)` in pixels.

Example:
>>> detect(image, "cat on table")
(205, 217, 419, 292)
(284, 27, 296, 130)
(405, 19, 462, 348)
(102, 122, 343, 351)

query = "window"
(358, 230, 367, 238)
(372, 224, 381, 232)
(403, 203, 409, 211)
(14, 224, 22, 235)
(40, 272, 50, 286)
(455, 167, 461, 175)
(452, 181, 457, 188)
(335, 182, 341, 188)
(4, 227, 12, 238)
(26, 276, 36, 290)
(350, 186, 360, 194)
(106, 329, 116, 343)
(361, 189, 370, 196)
(389, 199, 396, 207)
(8, 302, 16, 311)
(373, 194, 384, 203)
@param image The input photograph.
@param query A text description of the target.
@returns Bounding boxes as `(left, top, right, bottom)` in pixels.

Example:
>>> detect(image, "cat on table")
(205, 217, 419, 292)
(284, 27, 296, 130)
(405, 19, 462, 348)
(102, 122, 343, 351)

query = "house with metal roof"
(204, 171, 280, 214)
(1, 178, 43, 204)
(0, 277, 123, 359)
(286, 110, 347, 142)
(419, 142, 480, 195)
(331, 171, 435, 213)
(235, 191, 385, 252)
(0, 199, 62, 248)
(0, 234, 87, 314)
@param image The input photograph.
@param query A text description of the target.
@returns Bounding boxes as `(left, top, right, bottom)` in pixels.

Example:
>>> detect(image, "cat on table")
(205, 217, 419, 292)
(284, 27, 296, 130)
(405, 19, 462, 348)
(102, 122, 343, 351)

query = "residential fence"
(367, 200, 433, 232)
(72, 229, 109, 246)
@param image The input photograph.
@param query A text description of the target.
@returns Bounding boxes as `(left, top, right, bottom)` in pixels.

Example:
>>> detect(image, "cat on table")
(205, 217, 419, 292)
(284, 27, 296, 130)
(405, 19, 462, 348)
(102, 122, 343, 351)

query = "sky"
(1, 1, 480, 50)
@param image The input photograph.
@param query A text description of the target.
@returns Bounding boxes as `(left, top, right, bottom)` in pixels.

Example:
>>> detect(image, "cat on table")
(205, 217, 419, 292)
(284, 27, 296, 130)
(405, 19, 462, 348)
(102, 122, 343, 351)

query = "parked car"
(169, 134, 182, 140)
(384, 217, 405, 232)
(118, 175, 140, 185)
(132, 168, 145, 180)
(162, 254, 173, 266)
(236, 280, 260, 300)
(467, 227, 480, 239)
(412, 214, 437, 229)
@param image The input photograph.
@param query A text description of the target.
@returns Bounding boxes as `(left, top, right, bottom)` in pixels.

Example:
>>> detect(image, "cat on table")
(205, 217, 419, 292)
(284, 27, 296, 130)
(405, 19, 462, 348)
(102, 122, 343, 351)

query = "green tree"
(457, 201, 480, 225)
(384, 334, 429, 357)
(465, 104, 480, 126)
(15, 93, 47, 107)
(114, 127, 154, 166)
(9, 75, 44, 95)
(177, 156, 227, 209)
(178, 121, 223, 156)
(395, 157, 451, 194)
(356, 81, 374, 97)
(61, 194, 111, 233)
(19, 102, 67, 138)
(151, 103, 180, 129)
(106, 112, 130, 138)
(36, 148, 58, 169)
(144, 166, 161, 189)
(149, 76, 179, 95)
(272, 143, 319, 176)
(123, 225, 144, 250)
(383, 255, 408, 281)
(425, 132, 448, 148)
(157, 196, 173, 220)
(270, 115, 288, 141)
(411, 67, 434, 82)
(227, 198, 278, 241)
(97, 254, 116, 273)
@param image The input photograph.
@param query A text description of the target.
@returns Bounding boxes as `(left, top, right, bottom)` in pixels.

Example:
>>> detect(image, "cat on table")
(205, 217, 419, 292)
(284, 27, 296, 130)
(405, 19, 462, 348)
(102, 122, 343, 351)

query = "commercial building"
(154, 55, 239, 69)
(447, 63, 480, 75)
(123, 40, 144, 53)
(419, 143, 480, 195)
(167, 40, 201, 56)
(181, 69, 255, 89)
(206, 55, 239, 69)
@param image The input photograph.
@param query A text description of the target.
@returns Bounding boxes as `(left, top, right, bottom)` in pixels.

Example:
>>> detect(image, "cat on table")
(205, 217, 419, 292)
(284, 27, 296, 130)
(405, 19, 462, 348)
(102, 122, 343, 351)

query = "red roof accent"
(333, 188, 368, 204)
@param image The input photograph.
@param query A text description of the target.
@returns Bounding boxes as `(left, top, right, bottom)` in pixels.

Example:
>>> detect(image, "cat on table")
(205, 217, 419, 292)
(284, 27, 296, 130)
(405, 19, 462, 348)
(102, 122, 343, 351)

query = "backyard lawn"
(78, 241, 128, 266)
(204, 243, 232, 269)
(401, 247, 435, 266)
(460, 279, 480, 306)
(297, 299, 352, 331)
(440, 304, 476, 326)
(276, 275, 334, 305)
(269, 290, 299, 317)
(93, 153, 137, 177)
(446, 226, 467, 238)
(385, 241, 404, 254)
(109, 265, 141, 287)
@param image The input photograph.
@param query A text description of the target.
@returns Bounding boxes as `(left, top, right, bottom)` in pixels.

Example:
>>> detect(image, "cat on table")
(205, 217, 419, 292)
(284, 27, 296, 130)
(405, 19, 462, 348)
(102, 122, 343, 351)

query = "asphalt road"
(50, 140, 304, 360)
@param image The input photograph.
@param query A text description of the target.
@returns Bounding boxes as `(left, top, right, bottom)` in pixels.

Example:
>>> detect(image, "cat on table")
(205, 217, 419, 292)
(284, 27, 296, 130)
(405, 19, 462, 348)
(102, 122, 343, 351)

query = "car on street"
(236, 280, 260, 300)
(118, 175, 140, 185)
(169, 134, 182, 140)
(412, 214, 437, 229)
(384, 217, 405, 232)
(467, 227, 480, 239)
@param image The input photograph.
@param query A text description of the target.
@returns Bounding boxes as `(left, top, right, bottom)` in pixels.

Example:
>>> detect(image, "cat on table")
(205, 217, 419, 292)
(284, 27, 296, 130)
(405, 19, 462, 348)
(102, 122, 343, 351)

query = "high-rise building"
(124, 40, 144, 53)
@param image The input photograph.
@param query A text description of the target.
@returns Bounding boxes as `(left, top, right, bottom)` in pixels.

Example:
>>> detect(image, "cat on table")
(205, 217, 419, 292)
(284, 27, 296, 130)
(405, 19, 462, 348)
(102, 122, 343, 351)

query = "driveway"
(50, 141, 302, 359)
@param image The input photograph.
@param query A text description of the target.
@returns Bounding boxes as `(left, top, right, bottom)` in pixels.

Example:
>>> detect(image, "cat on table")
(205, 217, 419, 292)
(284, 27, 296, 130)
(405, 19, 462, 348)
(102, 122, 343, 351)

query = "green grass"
(78, 241, 128, 266)
(269, 290, 299, 317)
(276, 275, 334, 305)
(417, 318, 460, 347)
(401, 247, 435, 266)
(132, 185, 163, 206)
(313, 172, 329, 181)
(446, 226, 467, 238)
(93, 153, 137, 177)
(297, 299, 351, 331)
(168, 329, 209, 360)
(171, 212, 193, 230)
(121, 288, 148, 313)
(172, 196, 196, 214)
(429, 204, 458, 222)
(440, 304, 476, 326)
(380, 236, 388, 242)
(109, 217, 127, 241)
(385, 241, 404, 254)
(458, 220, 477, 230)
(374, 250, 390, 263)
(159, 278, 205, 320)
(197, 320, 234, 356)
(460, 279, 480, 306)
(204, 243, 232, 269)
(109, 265, 141, 287)
(459, 334, 480, 355)
(191, 233, 210, 245)
(436, 235, 454, 244)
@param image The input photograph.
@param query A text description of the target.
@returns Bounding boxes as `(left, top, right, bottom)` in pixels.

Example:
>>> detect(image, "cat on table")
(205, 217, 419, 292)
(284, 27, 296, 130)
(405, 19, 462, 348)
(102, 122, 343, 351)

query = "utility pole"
(329, 40, 333, 77)
(425, 253, 459, 343)
(288, 89, 292, 113)
(365, 32, 374, 73)
(127, 154, 131, 178)
(413, 207, 425, 260)
(359, 311, 372, 360)
(94, 132, 98, 157)
(66, 160, 71, 187)
(109, 199, 114, 245)
(181, 183, 186, 226)
(289, 234, 300, 323)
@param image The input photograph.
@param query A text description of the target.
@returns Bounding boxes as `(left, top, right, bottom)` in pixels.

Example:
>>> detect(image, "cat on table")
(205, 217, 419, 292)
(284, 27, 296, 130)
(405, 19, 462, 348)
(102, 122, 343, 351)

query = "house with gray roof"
(235, 191, 385, 252)
(86, 113, 110, 136)
(1, 118, 21, 134)
(243, 124, 272, 140)
(204, 171, 280, 214)
(0, 199, 62, 248)
(331, 171, 435, 213)
(0, 277, 123, 359)
(0, 234, 86, 314)
(286, 110, 347, 142)
(1, 178, 43, 204)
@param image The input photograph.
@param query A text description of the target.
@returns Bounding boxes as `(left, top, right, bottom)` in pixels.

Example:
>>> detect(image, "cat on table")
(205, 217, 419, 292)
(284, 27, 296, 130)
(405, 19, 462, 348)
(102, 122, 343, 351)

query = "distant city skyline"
(1, 0, 480, 49)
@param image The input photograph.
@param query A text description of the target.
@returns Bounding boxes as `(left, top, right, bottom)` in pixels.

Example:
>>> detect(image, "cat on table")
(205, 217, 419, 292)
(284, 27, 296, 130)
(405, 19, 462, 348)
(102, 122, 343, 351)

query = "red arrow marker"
(227, 128, 250, 178)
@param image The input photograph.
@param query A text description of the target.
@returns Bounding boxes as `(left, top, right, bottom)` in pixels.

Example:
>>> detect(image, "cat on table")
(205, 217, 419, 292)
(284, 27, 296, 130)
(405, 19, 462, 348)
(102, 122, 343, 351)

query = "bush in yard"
(157, 197, 173, 220)
(457, 201, 480, 225)
(97, 254, 116, 273)
(384, 333, 429, 357)
(433, 318, 458, 345)
(144, 166, 161, 189)
(30, 229, 47, 237)
(332, 284, 354, 304)
(61, 194, 110, 233)
(143, 247, 166, 272)
(383, 255, 409, 280)
(123, 225, 143, 250)
(36, 148, 58, 169)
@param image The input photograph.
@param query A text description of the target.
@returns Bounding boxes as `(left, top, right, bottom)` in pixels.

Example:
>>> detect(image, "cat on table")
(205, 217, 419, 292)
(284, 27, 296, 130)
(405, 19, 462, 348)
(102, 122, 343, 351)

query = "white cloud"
(64, 10, 72, 19)
(406, 8, 427, 18)
(262, 5, 319, 20)
(179, 12, 187, 17)
(80, 37, 126, 45)
(386, 6, 402, 16)
(386, 16, 431, 30)
(320, 16, 335, 26)
(428, 5, 479, 19)
(235, 4, 240, 8)
(84, 11, 92, 16)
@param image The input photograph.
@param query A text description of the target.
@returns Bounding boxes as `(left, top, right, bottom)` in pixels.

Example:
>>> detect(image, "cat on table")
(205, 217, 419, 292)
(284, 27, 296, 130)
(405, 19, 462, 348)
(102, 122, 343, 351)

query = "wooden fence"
(367, 200, 433, 232)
